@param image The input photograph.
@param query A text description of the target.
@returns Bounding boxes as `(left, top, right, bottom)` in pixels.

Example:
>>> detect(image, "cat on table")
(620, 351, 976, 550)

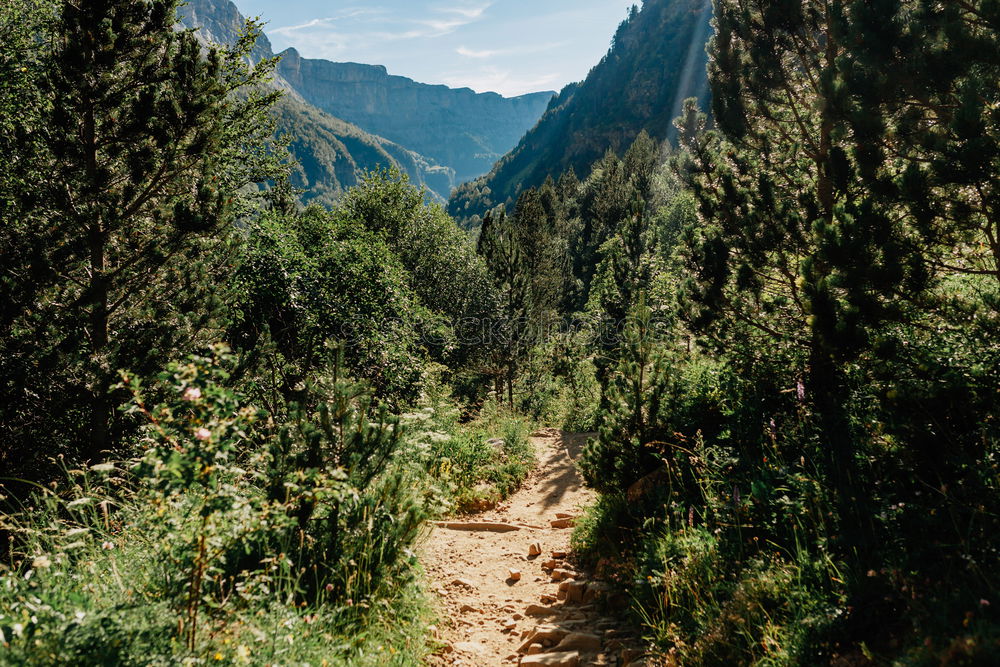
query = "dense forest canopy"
(1, 0, 999, 665)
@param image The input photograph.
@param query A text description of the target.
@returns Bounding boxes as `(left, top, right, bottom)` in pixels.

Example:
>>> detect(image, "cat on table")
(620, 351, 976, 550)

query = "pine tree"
(0, 0, 285, 468)
(477, 207, 530, 405)
(684, 0, 932, 554)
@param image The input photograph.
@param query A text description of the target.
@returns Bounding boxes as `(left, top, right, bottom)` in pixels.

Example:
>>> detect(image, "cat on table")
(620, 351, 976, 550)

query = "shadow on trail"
(532, 432, 596, 513)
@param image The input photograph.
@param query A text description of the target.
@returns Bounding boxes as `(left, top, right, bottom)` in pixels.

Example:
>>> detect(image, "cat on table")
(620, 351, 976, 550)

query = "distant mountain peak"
(448, 0, 713, 224)
(180, 0, 553, 201)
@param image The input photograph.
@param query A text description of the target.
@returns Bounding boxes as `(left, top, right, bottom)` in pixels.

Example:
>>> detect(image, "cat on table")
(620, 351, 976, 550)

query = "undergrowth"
(0, 348, 536, 665)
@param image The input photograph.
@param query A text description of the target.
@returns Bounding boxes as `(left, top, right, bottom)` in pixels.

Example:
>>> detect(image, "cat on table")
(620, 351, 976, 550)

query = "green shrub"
(0, 347, 437, 664)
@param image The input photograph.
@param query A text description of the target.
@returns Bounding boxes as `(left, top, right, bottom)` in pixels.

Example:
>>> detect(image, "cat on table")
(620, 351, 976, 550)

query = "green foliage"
(0, 0, 286, 474)
(0, 346, 436, 664)
(230, 205, 428, 405)
(402, 387, 535, 513)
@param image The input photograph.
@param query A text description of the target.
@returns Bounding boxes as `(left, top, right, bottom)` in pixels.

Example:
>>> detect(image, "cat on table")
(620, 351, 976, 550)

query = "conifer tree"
(839, 1, 1000, 288)
(684, 0, 930, 553)
(0, 0, 284, 466)
(478, 208, 530, 404)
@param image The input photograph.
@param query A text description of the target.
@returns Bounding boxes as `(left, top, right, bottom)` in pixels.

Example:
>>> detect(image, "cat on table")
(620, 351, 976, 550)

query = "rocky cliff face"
(178, 0, 552, 203)
(276, 48, 554, 185)
(449, 0, 713, 224)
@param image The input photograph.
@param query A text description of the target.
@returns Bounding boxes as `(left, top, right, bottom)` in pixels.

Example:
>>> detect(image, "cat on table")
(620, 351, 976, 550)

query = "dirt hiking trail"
(422, 429, 648, 667)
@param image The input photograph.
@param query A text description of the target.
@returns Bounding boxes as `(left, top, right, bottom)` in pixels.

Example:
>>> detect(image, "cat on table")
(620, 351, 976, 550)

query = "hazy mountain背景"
(448, 0, 713, 224)
(179, 0, 553, 204)
(275, 48, 555, 186)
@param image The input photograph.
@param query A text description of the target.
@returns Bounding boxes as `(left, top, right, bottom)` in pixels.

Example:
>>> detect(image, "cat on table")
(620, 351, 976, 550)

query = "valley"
(2, 0, 999, 665)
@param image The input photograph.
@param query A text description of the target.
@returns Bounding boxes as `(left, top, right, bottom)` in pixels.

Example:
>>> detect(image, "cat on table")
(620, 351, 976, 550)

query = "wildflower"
(325, 583, 334, 592)
(32, 555, 51, 569)
(195, 427, 211, 441)
(183, 386, 202, 401)
(796, 379, 806, 402)
(214, 652, 224, 661)
(236, 645, 250, 663)
(102, 541, 115, 550)
(981, 599, 991, 607)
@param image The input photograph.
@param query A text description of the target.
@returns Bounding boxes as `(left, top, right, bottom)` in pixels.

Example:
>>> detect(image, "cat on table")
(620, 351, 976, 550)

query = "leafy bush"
(0, 346, 438, 664)
(402, 386, 535, 513)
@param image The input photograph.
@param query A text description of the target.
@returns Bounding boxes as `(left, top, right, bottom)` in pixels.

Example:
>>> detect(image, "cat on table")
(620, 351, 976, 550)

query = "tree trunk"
(84, 102, 110, 460)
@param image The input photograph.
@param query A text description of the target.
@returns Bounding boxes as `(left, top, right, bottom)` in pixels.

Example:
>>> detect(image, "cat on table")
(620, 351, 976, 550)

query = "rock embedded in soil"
(524, 603, 557, 616)
(454, 641, 488, 655)
(528, 542, 542, 557)
(451, 577, 476, 589)
(507, 568, 522, 581)
(550, 518, 575, 529)
(433, 521, 522, 533)
(520, 650, 582, 667)
(554, 632, 602, 652)
(518, 625, 569, 652)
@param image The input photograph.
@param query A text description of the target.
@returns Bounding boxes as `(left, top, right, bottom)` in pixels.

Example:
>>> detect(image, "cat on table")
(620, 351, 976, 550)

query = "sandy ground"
(421, 429, 647, 667)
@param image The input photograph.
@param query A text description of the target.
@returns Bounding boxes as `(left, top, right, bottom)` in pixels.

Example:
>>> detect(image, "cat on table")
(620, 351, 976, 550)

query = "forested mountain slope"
(179, 0, 453, 204)
(448, 0, 712, 224)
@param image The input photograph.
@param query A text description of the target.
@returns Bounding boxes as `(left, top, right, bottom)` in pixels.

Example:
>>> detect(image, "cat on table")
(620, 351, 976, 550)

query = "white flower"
(31, 555, 51, 569)
(183, 386, 202, 401)
(194, 427, 211, 441)
(101, 541, 115, 551)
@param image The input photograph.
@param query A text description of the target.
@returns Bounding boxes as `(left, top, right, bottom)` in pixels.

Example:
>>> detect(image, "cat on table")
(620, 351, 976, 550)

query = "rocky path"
(422, 429, 647, 667)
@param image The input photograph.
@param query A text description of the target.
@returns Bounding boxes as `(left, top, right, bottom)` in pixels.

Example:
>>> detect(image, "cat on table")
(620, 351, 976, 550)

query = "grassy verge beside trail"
(404, 387, 535, 514)
(0, 352, 534, 666)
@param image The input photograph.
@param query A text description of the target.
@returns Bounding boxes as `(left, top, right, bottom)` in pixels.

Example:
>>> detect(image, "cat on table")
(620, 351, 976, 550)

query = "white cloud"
(456, 46, 499, 59)
(270, 1, 492, 56)
(442, 66, 559, 97)
(456, 41, 567, 60)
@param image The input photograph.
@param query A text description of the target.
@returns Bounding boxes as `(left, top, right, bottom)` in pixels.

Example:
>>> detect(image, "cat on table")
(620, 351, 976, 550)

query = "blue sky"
(231, 0, 637, 97)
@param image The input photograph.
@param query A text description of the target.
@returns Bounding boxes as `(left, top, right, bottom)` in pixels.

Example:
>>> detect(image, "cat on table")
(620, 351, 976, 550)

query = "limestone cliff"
(276, 48, 554, 185)
(179, 0, 552, 203)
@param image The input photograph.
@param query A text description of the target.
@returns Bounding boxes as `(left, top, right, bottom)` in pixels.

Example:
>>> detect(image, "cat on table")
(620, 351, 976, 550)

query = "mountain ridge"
(179, 0, 554, 203)
(448, 0, 713, 224)
(274, 47, 554, 185)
